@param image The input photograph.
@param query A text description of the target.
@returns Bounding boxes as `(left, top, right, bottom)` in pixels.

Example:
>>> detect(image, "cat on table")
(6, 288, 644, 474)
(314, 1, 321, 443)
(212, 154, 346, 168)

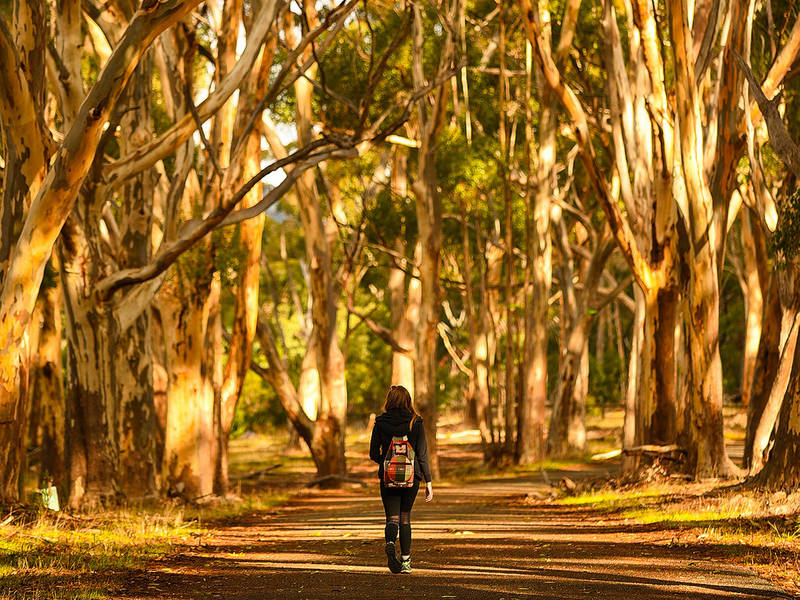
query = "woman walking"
(369, 385, 433, 574)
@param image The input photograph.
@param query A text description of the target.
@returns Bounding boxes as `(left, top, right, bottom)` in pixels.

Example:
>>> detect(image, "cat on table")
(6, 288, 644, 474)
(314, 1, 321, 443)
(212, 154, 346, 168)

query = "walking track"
(121, 476, 793, 600)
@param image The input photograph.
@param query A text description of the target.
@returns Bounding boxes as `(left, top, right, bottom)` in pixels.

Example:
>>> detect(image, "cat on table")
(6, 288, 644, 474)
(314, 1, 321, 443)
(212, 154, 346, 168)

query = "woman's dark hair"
(384, 385, 419, 425)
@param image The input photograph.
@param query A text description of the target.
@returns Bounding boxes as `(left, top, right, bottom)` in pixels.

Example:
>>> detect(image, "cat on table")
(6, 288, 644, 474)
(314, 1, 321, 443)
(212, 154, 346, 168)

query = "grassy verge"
(0, 508, 194, 599)
(552, 483, 800, 597)
(0, 489, 287, 600)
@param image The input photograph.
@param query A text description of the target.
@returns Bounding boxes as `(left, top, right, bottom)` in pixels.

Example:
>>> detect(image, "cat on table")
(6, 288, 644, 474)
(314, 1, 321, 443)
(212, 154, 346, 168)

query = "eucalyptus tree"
(103, 0, 389, 495)
(251, 0, 461, 479)
(408, 0, 461, 478)
(53, 0, 291, 505)
(517, 0, 579, 464)
(735, 24, 800, 485)
(0, 0, 203, 505)
(520, 0, 800, 478)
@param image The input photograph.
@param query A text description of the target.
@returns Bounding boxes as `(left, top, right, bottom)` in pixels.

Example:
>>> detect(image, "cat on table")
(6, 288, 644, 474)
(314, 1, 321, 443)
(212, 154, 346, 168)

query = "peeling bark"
(215, 7, 275, 496)
(0, 0, 203, 503)
(161, 274, 219, 500)
(756, 278, 800, 489)
(669, 0, 738, 478)
(28, 283, 65, 492)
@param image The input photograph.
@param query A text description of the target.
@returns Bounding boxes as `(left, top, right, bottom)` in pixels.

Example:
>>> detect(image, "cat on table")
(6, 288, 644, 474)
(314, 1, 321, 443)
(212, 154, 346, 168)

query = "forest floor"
(3, 409, 800, 599)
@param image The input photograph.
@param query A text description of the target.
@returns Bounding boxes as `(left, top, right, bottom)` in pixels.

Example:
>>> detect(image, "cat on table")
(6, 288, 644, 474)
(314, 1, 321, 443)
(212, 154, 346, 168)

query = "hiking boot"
(400, 556, 411, 574)
(385, 541, 402, 573)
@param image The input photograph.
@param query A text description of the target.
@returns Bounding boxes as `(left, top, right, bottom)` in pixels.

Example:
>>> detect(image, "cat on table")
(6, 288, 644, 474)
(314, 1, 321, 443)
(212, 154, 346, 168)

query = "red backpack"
(383, 423, 416, 488)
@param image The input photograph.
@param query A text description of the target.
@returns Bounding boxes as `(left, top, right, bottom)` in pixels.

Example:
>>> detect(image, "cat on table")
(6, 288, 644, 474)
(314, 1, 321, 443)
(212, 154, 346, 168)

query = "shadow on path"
(119, 479, 793, 600)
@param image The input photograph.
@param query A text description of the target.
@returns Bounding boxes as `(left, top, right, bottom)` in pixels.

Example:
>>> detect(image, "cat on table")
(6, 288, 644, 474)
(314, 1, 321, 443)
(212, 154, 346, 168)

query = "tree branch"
(748, 11, 800, 127)
(734, 50, 800, 179)
(437, 322, 471, 377)
(0, 0, 204, 362)
(95, 138, 334, 297)
(102, 0, 285, 187)
(345, 295, 411, 355)
(519, 0, 650, 293)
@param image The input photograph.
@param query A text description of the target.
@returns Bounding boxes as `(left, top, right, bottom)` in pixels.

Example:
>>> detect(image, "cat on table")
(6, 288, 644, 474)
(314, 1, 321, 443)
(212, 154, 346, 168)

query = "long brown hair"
(384, 385, 419, 426)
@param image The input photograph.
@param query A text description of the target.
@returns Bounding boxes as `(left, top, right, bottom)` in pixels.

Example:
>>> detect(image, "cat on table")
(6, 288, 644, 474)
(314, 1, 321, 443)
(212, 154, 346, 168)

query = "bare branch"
(95, 139, 336, 297)
(590, 273, 634, 314)
(437, 322, 471, 377)
(748, 10, 800, 126)
(102, 0, 286, 187)
(231, 0, 361, 154)
(346, 292, 411, 355)
(734, 50, 800, 179)
(184, 79, 223, 179)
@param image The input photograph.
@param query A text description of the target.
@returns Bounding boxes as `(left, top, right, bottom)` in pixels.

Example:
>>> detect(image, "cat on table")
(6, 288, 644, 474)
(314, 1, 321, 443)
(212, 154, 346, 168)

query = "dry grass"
(0, 487, 287, 599)
(0, 507, 198, 599)
(553, 481, 800, 597)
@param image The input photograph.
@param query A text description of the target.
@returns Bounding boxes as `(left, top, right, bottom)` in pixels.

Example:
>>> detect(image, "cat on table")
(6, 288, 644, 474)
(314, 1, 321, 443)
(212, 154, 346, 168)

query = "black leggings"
(380, 480, 420, 556)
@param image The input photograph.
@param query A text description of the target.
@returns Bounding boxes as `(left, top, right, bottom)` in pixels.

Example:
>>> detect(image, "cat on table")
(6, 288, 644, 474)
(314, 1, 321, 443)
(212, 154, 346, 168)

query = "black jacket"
(369, 408, 432, 483)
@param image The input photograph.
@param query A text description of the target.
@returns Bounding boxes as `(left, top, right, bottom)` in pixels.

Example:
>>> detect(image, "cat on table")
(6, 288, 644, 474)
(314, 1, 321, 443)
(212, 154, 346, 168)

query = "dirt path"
(121, 474, 793, 600)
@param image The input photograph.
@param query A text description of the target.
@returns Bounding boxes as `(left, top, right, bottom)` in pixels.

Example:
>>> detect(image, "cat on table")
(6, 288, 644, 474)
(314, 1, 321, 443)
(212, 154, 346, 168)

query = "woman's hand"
(425, 482, 434, 502)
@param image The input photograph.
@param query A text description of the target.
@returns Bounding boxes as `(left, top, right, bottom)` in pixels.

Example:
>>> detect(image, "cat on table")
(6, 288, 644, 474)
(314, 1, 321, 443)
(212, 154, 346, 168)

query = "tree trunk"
(388, 149, 416, 393)
(744, 275, 782, 468)
(481, 232, 504, 449)
(0, 0, 49, 505)
(59, 54, 160, 506)
(571, 344, 589, 450)
(114, 305, 158, 501)
(739, 208, 767, 409)
(412, 174, 441, 477)
(648, 286, 679, 444)
(408, 0, 458, 478)
(669, 0, 737, 478)
(216, 118, 268, 495)
(755, 291, 800, 489)
(498, 0, 515, 455)
(518, 36, 554, 462)
(298, 343, 321, 421)
(0, 337, 29, 504)
(625, 284, 678, 471)
(517, 63, 550, 465)
(0, 0, 202, 504)
(114, 56, 159, 501)
(459, 199, 492, 446)
(623, 286, 646, 474)
(61, 259, 159, 506)
(161, 278, 219, 500)
(389, 240, 418, 393)
(254, 316, 348, 478)
(548, 210, 612, 458)
(61, 295, 118, 507)
(151, 313, 168, 469)
(747, 274, 800, 473)
(681, 247, 735, 477)
(295, 95, 347, 478)
(548, 318, 588, 457)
